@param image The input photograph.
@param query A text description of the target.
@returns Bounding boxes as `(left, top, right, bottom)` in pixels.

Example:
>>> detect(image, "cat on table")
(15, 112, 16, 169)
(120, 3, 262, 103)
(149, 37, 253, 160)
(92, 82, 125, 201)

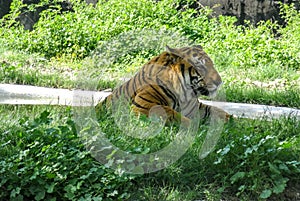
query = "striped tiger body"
(99, 45, 230, 127)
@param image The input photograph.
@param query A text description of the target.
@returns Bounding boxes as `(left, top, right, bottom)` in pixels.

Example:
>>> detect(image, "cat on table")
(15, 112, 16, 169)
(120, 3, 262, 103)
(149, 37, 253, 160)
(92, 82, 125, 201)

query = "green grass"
(0, 0, 300, 200)
(0, 105, 135, 200)
(0, 47, 79, 88)
(1, 105, 299, 200)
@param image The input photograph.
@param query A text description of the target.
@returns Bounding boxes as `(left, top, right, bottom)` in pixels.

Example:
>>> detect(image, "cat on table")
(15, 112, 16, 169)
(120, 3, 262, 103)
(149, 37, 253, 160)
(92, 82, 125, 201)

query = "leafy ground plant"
(129, 117, 300, 200)
(0, 106, 135, 201)
(1, 106, 299, 200)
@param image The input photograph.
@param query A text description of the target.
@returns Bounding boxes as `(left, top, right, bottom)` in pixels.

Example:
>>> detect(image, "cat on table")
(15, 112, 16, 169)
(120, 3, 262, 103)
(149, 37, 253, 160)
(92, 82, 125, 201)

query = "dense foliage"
(0, 0, 299, 200)
(1, 0, 299, 71)
(0, 107, 134, 200)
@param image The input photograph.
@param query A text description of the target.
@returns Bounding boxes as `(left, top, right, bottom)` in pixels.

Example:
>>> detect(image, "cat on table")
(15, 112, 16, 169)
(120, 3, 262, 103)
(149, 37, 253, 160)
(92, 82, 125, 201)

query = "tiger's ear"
(165, 45, 183, 58)
(194, 45, 203, 49)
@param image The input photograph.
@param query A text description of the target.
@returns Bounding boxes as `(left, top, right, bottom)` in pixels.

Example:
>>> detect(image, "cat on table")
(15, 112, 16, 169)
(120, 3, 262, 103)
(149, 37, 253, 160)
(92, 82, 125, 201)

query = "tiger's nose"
(207, 82, 222, 98)
(213, 78, 222, 88)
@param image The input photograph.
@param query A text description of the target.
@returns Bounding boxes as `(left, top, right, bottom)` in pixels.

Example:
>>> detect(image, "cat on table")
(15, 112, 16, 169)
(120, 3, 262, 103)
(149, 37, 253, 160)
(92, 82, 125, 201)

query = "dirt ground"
(269, 181, 300, 201)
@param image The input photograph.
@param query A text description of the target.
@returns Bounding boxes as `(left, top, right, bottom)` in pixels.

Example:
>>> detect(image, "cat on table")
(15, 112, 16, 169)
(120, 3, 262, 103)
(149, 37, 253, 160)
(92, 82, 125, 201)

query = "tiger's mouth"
(207, 83, 222, 98)
(208, 88, 217, 98)
(189, 84, 219, 98)
(189, 84, 209, 97)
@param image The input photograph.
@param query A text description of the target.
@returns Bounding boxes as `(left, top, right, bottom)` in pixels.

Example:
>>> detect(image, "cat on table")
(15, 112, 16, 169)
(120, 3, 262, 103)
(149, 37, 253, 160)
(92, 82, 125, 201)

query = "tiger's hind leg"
(132, 92, 191, 127)
(95, 94, 112, 113)
(131, 104, 191, 127)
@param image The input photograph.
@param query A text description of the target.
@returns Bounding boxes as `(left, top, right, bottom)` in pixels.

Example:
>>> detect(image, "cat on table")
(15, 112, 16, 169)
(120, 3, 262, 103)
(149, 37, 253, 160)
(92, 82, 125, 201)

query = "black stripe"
(175, 65, 185, 87)
(185, 49, 191, 55)
(192, 48, 198, 52)
(149, 92, 166, 105)
(181, 47, 189, 52)
(187, 59, 195, 66)
(155, 65, 167, 75)
(174, 66, 187, 98)
(155, 78, 172, 99)
(148, 64, 155, 77)
(132, 100, 148, 110)
(180, 64, 186, 80)
(198, 86, 209, 96)
(189, 67, 198, 90)
(204, 106, 211, 118)
(132, 74, 138, 96)
(141, 68, 146, 80)
(141, 68, 149, 84)
(137, 72, 143, 89)
(181, 102, 190, 111)
(138, 95, 155, 104)
(195, 78, 204, 85)
(117, 85, 123, 97)
(200, 66, 208, 75)
(149, 84, 169, 106)
(153, 56, 159, 62)
(155, 80, 178, 109)
(194, 67, 204, 79)
(188, 67, 198, 80)
(185, 102, 198, 117)
(125, 81, 130, 97)
(146, 89, 165, 105)
(164, 59, 173, 67)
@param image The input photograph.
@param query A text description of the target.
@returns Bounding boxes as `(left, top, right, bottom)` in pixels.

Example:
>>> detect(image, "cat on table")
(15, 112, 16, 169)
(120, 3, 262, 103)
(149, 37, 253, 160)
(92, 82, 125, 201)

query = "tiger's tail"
(95, 89, 112, 113)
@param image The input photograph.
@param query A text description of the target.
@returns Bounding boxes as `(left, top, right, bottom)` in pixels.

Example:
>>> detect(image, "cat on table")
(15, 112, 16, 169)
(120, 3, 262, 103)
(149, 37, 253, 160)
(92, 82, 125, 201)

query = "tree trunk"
(199, 0, 300, 25)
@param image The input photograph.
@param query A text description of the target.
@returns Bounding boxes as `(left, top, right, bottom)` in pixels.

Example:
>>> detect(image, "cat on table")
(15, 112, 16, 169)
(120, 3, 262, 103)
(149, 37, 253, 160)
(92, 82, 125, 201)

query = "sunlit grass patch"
(131, 116, 300, 200)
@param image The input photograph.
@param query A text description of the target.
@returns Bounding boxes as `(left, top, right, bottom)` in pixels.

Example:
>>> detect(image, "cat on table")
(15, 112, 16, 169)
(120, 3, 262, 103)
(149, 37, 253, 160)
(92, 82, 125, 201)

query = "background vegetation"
(0, 0, 299, 200)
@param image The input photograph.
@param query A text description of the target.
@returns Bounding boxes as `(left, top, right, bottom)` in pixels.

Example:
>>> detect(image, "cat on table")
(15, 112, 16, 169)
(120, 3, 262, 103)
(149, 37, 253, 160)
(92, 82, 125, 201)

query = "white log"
(0, 84, 299, 120)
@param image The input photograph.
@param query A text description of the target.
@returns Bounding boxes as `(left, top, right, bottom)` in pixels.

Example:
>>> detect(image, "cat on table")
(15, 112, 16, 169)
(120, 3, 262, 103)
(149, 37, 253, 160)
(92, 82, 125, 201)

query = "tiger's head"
(166, 45, 222, 98)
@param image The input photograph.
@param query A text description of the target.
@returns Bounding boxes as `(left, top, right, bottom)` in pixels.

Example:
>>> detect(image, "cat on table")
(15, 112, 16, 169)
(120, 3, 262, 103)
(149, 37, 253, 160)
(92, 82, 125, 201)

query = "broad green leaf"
(47, 182, 55, 193)
(35, 190, 45, 201)
(268, 162, 281, 175)
(273, 183, 286, 194)
(230, 172, 246, 184)
(260, 189, 272, 199)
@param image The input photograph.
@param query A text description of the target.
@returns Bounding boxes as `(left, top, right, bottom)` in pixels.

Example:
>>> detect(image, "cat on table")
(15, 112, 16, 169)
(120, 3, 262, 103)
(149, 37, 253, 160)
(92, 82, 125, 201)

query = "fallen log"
(1, 84, 299, 120)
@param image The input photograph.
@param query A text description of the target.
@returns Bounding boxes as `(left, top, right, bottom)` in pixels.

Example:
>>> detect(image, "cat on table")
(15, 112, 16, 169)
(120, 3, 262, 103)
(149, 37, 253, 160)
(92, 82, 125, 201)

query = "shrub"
(0, 107, 135, 200)
(1, 0, 299, 72)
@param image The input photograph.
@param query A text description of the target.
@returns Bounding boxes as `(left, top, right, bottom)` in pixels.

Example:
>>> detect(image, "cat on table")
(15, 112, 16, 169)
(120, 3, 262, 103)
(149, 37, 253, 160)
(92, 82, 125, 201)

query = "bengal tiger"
(97, 45, 231, 127)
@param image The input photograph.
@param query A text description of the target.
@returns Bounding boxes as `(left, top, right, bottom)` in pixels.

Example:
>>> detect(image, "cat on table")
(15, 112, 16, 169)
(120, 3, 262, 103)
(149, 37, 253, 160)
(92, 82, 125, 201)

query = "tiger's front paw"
(211, 107, 232, 122)
(181, 116, 191, 128)
(225, 112, 233, 122)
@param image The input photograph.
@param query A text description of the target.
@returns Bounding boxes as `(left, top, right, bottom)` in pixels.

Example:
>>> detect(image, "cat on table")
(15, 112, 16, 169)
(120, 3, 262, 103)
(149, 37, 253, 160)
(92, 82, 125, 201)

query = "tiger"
(97, 45, 231, 127)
